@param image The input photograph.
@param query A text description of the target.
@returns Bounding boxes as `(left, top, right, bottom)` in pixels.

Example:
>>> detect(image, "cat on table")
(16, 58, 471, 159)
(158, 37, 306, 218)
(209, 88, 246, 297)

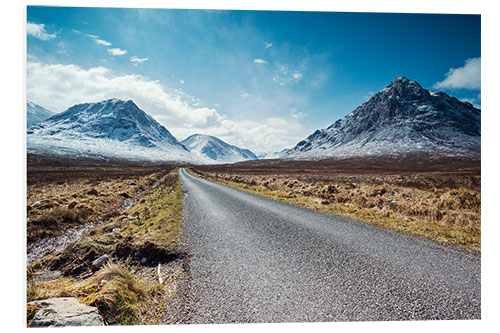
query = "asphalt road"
(178, 168, 480, 323)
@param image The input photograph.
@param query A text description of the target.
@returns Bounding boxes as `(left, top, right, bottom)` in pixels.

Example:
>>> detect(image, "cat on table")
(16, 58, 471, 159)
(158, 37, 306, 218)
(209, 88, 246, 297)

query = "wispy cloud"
(87, 34, 112, 46)
(241, 91, 251, 100)
(56, 42, 69, 56)
(254, 58, 267, 64)
(364, 91, 374, 101)
(433, 57, 481, 90)
(291, 111, 307, 120)
(130, 56, 149, 63)
(275, 63, 288, 74)
(27, 22, 56, 41)
(292, 72, 303, 80)
(264, 42, 272, 48)
(107, 48, 127, 56)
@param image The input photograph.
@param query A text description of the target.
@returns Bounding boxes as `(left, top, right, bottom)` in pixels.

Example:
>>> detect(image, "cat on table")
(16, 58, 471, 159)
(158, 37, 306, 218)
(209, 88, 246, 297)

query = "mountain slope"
(257, 148, 290, 160)
(27, 99, 195, 162)
(181, 134, 258, 163)
(286, 76, 480, 159)
(27, 101, 56, 128)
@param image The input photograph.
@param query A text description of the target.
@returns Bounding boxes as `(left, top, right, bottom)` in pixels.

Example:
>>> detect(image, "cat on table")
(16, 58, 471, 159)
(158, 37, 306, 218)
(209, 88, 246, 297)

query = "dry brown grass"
(27, 168, 171, 244)
(27, 168, 185, 325)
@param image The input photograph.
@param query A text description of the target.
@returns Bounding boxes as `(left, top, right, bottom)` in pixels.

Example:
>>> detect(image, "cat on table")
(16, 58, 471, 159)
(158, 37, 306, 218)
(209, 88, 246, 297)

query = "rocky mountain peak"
(380, 76, 429, 101)
(286, 77, 480, 159)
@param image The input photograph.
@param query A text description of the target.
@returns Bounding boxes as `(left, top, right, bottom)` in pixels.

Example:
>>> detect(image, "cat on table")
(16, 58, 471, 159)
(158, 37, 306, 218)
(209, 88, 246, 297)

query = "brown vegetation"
(27, 156, 186, 325)
(27, 154, 173, 244)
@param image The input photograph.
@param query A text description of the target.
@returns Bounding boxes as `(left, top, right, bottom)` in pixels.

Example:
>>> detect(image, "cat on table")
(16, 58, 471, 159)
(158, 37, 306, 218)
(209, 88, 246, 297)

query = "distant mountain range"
(181, 134, 257, 163)
(27, 101, 57, 128)
(26, 77, 480, 164)
(285, 76, 480, 159)
(26, 99, 257, 164)
(257, 148, 290, 160)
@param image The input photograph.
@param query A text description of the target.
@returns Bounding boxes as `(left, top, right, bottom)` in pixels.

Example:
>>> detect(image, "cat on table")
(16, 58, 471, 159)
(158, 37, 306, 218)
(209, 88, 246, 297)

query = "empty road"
(178, 168, 480, 323)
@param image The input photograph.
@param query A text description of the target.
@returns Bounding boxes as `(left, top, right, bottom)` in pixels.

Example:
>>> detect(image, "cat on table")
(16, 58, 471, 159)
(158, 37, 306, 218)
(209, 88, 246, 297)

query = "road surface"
(178, 168, 480, 323)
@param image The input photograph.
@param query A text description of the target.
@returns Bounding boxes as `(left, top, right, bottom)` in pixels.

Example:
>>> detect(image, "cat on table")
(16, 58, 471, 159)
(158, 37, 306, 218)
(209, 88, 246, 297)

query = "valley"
(25, 76, 482, 325)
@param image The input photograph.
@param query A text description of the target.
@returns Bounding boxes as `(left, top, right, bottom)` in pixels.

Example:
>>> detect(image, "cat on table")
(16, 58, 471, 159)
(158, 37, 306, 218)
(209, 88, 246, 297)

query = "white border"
(3, 1, 498, 332)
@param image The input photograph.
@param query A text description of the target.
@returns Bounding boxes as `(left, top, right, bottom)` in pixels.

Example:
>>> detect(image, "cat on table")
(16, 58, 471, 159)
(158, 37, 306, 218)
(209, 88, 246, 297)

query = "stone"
(28, 297, 104, 327)
(87, 189, 99, 196)
(92, 254, 109, 270)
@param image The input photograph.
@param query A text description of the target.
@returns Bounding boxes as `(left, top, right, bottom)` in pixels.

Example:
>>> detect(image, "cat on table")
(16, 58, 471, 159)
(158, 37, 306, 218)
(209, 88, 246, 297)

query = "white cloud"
(96, 39, 111, 46)
(86, 34, 111, 46)
(180, 79, 185, 84)
(264, 42, 272, 48)
(27, 22, 56, 40)
(108, 48, 128, 56)
(26, 61, 304, 153)
(434, 57, 481, 90)
(254, 58, 267, 64)
(292, 72, 303, 80)
(130, 56, 149, 63)
(291, 111, 307, 120)
(240, 92, 251, 100)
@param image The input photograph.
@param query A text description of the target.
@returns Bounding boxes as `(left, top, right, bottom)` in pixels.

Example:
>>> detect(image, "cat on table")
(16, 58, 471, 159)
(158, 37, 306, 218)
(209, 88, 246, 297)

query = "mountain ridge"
(181, 134, 258, 163)
(27, 101, 57, 128)
(285, 76, 480, 160)
(27, 99, 194, 162)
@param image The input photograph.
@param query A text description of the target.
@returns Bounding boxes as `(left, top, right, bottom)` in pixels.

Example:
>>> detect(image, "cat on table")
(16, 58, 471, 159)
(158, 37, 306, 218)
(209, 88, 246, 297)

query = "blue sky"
(26, 6, 481, 153)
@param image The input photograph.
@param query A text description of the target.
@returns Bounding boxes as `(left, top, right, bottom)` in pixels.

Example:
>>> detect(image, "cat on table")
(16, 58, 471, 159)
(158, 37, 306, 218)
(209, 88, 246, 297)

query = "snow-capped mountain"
(27, 101, 56, 128)
(181, 134, 258, 163)
(257, 148, 290, 159)
(285, 76, 480, 159)
(27, 99, 195, 162)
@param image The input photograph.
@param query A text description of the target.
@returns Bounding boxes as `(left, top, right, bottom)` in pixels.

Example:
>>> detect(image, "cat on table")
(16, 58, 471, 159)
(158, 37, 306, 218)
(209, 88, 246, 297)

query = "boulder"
(28, 297, 104, 327)
(92, 254, 109, 270)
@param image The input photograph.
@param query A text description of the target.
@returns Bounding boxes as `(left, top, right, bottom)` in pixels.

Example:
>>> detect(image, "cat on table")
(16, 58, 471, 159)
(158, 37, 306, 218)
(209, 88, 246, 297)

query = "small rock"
(68, 201, 78, 209)
(390, 200, 399, 205)
(31, 200, 53, 210)
(140, 257, 148, 265)
(92, 254, 109, 270)
(87, 189, 99, 196)
(28, 297, 104, 327)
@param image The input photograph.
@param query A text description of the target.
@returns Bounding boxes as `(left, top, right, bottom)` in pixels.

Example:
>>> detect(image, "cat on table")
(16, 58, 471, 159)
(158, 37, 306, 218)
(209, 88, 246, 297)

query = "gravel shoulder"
(179, 168, 480, 323)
